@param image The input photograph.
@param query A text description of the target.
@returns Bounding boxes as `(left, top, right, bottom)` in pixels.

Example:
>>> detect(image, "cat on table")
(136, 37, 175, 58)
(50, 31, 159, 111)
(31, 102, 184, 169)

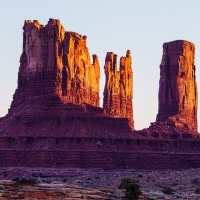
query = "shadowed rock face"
(12, 18, 100, 109)
(156, 40, 198, 132)
(103, 50, 134, 130)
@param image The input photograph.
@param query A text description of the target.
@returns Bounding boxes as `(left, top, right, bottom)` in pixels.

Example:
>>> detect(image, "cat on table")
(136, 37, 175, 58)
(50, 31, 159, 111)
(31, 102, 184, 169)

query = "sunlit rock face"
(11, 18, 100, 109)
(156, 40, 198, 132)
(0, 18, 134, 138)
(135, 40, 199, 139)
(103, 50, 134, 130)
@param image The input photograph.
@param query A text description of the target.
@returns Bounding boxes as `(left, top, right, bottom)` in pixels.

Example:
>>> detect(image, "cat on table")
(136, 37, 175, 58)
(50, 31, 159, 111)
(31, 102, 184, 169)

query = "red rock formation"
(11, 18, 100, 109)
(1, 20, 200, 170)
(156, 40, 198, 132)
(1, 18, 134, 138)
(136, 40, 199, 139)
(103, 50, 134, 130)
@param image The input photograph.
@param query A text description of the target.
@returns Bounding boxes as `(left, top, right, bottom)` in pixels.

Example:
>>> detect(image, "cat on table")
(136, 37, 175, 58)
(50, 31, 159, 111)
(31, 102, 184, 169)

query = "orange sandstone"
(103, 50, 134, 130)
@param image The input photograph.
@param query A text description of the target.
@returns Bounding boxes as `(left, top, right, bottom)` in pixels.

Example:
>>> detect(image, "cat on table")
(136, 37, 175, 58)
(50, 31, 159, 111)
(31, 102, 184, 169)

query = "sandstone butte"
(0, 18, 200, 170)
(137, 40, 199, 139)
(157, 40, 198, 131)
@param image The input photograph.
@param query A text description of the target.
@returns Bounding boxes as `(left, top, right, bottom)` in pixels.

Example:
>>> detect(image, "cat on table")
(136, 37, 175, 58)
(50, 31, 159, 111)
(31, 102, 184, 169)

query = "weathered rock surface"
(103, 50, 134, 130)
(137, 40, 199, 139)
(0, 19, 200, 170)
(0, 181, 114, 200)
(0, 18, 135, 138)
(157, 40, 198, 131)
(12, 18, 100, 109)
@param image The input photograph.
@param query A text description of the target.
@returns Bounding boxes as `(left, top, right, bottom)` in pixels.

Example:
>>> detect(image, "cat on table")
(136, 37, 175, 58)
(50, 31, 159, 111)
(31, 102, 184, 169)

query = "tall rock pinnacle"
(11, 18, 100, 109)
(156, 40, 198, 132)
(103, 50, 134, 130)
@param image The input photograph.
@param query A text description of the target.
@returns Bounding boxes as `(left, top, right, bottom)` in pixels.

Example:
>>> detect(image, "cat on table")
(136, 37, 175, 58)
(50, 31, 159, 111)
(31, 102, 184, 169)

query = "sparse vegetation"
(162, 186, 173, 195)
(147, 176, 150, 182)
(12, 176, 37, 185)
(42, 179, 51, 184)
(12, 177, 21, 182)
(195, 188, 200, 194)
(62, 178, 67, 183)
(118, 178, 142, 200)
(137, 174, 143, 178)
(0, 185, 5, 190)
(192, 178, 200, 185)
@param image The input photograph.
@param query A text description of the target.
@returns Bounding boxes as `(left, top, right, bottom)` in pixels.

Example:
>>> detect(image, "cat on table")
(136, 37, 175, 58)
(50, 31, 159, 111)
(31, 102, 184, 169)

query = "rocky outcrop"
(157, 40, 198, 131)
(1, 19, 200, 170)
(0, 18, 134, 137)
(137, 40, 198, 138)
(103, 50, 134, 130)
(11, 18, 100, 109)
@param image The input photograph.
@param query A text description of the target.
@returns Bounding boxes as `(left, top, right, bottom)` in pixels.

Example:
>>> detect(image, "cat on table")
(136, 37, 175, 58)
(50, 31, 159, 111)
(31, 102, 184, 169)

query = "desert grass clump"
(137, 174, 143, 178)
(162, 186, 173, 195)
(192, 178, 200, 185)
(0, 185, 5, 190)
(12, 176, 37, 185)
(195, 188, 200, 194)
(42, 179, 51, 184)
(118, 178, 142, 200)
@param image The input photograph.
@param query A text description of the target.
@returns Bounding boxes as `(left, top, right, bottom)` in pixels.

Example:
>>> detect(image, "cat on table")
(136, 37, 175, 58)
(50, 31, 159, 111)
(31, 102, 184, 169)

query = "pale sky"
(0, 1, 200, 130)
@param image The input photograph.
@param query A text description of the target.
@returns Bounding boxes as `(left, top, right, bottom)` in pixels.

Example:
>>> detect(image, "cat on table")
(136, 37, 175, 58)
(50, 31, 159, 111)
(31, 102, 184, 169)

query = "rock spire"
(103, 50, 134, 130)
(152, 40, 198, 136)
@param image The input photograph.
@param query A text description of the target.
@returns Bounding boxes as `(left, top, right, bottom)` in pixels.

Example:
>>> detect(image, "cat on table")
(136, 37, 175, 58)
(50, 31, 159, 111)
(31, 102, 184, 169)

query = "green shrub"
(195, 188, 200, 194)
(162, 186, 173, 195)
(0, 185, 4, 190)
(137, 174, 143, 178)
(118, 178, 142, 200)
(62, 178, 67, 182)
(12, 177, 21, 182)
(192, 178, 200, 185)
(42, 179, 51, 184)
(12, 176, 37, 185)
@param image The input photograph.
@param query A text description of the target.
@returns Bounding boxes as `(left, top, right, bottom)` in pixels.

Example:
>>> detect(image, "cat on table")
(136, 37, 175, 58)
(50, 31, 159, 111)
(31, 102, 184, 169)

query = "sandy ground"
(0, 167, 200, 199)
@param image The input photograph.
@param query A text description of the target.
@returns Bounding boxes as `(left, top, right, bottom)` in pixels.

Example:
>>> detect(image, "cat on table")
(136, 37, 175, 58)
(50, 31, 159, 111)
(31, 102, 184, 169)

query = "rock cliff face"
(0, 18, 134, 138)
(136, 40, 198, 139)
(103, 50, 134, 130)
(1, 19, 200, 170)
(156, 40, 198, 131)
(11, 19, 100, 109)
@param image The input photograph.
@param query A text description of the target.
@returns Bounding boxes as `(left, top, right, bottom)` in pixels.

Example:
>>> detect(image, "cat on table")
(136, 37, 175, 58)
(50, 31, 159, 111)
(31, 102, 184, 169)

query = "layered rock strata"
(1, 19, 200, 170)
(157, 40, 198, 131)
(11, 19, 100, 109)
(0, 18, 135, 137)
(103, 50, 134, 130)
(137, 40, 198, 138)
